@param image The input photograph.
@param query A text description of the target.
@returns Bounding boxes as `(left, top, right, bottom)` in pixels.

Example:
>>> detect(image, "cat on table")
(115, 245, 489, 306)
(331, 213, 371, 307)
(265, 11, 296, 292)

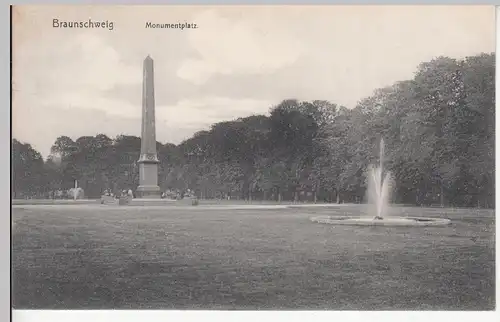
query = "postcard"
(11, 5, 495, 312)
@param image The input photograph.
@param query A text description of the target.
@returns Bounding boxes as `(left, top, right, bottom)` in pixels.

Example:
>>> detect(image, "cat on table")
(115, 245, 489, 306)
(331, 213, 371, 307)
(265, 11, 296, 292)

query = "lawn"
(12, 204, 495, 310)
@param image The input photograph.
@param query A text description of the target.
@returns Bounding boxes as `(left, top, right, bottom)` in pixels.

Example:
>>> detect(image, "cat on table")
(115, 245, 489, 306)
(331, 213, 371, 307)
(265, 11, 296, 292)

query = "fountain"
(310, 138, 451, 227)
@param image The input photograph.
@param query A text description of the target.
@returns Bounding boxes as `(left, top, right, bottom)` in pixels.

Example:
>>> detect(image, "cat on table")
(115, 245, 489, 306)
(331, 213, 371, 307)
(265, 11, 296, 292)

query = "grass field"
(12, 204, 495, 310)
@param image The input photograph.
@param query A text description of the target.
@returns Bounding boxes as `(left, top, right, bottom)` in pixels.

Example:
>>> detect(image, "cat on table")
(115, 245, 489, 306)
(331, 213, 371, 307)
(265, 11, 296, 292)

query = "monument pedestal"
(136, 185, 161, 199)
(137, 160, 161, 199)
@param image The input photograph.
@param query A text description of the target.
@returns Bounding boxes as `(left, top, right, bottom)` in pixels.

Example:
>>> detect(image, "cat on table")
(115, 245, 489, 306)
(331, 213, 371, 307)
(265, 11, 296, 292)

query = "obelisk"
(137, 55, 161, 198)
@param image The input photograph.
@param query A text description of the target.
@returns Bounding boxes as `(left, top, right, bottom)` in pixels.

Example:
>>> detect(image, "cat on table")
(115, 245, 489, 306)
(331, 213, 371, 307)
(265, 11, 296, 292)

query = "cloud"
(177, 9, 304, 84)
(16, 33, 140, 88)
(59, 34, 141, 92)
(42, 91, 141, 119)
(158, 96, 272, 129)
(14, 33, 143, 119)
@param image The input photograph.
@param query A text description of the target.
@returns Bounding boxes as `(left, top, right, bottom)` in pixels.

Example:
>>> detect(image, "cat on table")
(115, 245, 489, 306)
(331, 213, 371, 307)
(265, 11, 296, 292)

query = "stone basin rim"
(310, 215, 451, 227)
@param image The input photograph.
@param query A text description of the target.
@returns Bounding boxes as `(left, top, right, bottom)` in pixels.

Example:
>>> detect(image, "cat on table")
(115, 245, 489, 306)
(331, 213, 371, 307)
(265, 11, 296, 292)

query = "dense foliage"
(12, 54, 495, 207)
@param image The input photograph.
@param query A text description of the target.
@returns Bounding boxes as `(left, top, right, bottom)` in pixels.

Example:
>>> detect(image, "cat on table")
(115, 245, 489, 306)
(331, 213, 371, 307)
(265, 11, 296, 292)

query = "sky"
(12, 5, 495, 158)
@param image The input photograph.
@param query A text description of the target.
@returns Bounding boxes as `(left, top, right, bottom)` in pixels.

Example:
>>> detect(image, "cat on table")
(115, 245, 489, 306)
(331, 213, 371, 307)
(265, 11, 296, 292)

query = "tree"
(12, 139, 46, 198)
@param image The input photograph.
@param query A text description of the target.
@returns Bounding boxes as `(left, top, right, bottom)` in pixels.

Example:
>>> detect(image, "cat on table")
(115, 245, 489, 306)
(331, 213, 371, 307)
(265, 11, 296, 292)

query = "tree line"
(12, 53, 495, 208)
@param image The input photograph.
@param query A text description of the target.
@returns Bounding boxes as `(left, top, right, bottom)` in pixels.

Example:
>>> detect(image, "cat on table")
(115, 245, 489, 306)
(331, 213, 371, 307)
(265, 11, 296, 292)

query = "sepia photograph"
(11, 5, 495, 310)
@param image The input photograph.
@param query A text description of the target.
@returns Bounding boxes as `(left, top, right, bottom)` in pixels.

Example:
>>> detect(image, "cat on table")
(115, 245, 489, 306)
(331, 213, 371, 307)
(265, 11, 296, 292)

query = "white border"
(11, 311, 500, 322)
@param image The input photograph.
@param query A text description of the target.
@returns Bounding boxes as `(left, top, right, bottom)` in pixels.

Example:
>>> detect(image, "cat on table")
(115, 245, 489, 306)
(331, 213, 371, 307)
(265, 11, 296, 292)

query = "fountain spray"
(74, 180, 78, 201)
(368, 138, 390, 220)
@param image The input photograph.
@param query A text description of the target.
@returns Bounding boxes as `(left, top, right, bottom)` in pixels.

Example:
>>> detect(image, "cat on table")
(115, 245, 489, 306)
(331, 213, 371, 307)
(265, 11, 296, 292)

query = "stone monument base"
(128, 198, 177, 206)
(136, 185, 161, 199)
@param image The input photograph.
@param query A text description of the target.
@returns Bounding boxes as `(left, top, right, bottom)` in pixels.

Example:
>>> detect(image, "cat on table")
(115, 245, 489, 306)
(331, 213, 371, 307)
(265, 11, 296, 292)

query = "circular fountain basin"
(310, 215, 451, 227)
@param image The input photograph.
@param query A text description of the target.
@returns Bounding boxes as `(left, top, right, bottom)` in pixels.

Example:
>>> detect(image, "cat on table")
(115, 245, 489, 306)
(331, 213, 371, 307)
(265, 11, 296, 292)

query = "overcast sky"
(12, 5, 495, 158)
